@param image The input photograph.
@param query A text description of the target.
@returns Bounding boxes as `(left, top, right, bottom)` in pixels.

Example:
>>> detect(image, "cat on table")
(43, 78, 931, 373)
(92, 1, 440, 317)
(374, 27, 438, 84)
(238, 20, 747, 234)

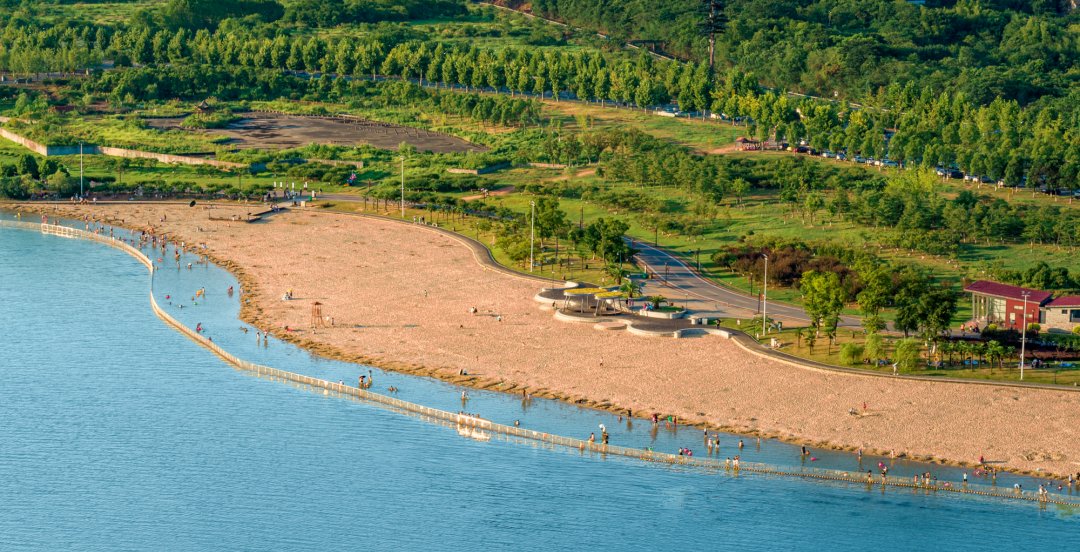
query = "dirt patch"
(461, 186, 515, 201)
(705, 143, 741, 155)
(146, 112, 487, 154)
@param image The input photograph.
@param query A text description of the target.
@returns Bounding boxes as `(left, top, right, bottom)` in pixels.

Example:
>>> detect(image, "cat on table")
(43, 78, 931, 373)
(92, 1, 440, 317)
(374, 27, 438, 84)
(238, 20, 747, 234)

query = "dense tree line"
(528, 0, 1079, 106)
(0, 5, 1076, 188)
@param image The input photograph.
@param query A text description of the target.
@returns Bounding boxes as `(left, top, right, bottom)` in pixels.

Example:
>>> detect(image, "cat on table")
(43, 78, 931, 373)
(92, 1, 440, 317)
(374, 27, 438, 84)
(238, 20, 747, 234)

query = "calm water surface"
(1, 218, 1077, 551)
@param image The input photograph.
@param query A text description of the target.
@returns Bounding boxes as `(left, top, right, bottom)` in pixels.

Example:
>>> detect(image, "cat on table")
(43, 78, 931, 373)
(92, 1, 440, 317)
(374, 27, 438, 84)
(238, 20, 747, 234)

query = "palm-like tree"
(619, 279, 641, 300)
(957, 341, 972, 367)
(986, 340, 1005, 371)
(971, 342, 987, 367)
(940, 341, 955, 366)
(605, 263, 626, 284)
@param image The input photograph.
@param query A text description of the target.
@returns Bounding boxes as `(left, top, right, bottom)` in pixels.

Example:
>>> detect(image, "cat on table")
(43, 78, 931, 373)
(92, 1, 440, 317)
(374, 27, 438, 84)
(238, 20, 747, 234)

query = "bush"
(839, 343, 865, 366)
(864, 332, 885, 362)
(894, 338, 922, 372)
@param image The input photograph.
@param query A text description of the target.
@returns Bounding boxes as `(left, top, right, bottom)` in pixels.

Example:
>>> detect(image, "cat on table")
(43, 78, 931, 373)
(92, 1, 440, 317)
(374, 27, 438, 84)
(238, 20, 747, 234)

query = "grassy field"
(43, 1, 153, 25)
(544, 101, 744, 152)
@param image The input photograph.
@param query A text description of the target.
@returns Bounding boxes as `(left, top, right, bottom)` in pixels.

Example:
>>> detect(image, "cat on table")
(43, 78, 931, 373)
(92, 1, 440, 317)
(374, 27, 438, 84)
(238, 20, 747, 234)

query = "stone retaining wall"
(0, 127, 248, 169)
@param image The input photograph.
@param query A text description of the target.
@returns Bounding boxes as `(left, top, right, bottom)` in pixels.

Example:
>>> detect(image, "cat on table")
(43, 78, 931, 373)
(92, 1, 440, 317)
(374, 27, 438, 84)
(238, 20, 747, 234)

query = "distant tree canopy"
(528, 0, 1079, 108)
(283, 0, 467, 27)
(163, 0, 284, 30)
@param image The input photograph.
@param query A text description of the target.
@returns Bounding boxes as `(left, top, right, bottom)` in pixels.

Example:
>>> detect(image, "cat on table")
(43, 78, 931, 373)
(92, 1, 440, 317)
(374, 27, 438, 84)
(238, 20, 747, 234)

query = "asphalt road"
(631, 240, 861, 327)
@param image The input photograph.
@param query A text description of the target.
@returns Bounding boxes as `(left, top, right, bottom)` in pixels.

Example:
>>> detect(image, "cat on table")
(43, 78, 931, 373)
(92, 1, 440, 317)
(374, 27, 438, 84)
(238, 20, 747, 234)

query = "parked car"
(835, 153, 847, 161)
(854, 156, 866, 164)
(881, 159, 899, 168)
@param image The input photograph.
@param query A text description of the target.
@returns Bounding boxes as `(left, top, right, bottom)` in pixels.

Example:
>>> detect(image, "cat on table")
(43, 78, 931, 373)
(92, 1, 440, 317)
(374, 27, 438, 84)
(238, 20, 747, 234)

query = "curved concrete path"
(631, 240, 861, 327)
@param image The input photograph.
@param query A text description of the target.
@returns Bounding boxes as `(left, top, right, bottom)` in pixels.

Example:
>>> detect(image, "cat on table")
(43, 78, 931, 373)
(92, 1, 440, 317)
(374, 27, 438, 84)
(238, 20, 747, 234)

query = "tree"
(985, 340, 1005, 371)
(864, 332, 885, 364)
(16, 154, 39, 180)
(856, 266, 891, 333)
(919, 287, 958, 343)
(804, 192, 825, 224)
(800, 270, 845, 338)
(619, 279, 642, 300)
(839, 343, 865, 366)
(730, 177, 749, 206)
(894, 338, 922, 372)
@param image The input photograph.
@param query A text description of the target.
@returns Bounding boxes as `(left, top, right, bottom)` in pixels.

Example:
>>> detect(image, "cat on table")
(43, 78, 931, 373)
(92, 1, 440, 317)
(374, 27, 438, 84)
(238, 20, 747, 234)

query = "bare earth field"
(21, 202, 1080, 478)
(146, 112, 487, 153)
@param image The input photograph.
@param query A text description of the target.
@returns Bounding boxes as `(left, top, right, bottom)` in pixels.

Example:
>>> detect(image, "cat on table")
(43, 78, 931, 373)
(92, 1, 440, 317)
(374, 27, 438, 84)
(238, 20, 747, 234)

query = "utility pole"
(762, 253, 769, 338)
(79, 142, 84, 198)
(529, 200, 536, 272)
(400, 156, 405, 218)
(1019, 291, 1030, 380)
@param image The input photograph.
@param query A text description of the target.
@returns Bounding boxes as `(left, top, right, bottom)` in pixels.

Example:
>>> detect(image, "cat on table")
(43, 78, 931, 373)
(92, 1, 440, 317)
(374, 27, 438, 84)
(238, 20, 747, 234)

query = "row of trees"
(0, 6, 1075, 187)
(530, 0, 1079, 105)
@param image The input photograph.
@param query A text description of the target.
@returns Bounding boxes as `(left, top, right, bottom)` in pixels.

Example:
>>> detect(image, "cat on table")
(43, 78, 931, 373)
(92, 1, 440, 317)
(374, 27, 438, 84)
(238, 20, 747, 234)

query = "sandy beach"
(14, 202, 1080, 478)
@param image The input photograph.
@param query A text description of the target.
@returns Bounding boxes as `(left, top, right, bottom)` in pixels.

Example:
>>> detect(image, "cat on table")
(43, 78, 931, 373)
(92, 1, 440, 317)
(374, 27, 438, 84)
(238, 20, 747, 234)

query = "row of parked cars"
(790, 146, 902, 168)
(783, 144, 1076, 196)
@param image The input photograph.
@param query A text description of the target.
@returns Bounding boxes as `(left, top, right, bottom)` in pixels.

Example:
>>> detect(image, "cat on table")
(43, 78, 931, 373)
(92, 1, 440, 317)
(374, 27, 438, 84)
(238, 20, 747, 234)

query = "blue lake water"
(1, 215, 1078, 550)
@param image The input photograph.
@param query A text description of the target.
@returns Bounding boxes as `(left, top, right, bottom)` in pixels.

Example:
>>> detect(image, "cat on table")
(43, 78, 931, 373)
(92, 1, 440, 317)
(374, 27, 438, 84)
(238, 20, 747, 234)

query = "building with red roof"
(965, 280, 1080, 332)
(964, 280, 1051, 331)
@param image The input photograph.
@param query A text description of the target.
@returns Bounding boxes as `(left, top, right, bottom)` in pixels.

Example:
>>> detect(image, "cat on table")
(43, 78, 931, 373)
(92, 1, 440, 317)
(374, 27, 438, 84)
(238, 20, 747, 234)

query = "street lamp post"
(400, 156, 405, 218)
(1019, 291, 1030, 380)
(79, 142, 84, 198)
(529, 200, 536, 272)
(762, 254, 769, 337)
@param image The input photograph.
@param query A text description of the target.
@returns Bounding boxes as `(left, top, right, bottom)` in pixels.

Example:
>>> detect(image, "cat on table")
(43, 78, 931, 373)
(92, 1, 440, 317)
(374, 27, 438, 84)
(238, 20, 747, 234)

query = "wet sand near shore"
(12, 202, 1080, 479)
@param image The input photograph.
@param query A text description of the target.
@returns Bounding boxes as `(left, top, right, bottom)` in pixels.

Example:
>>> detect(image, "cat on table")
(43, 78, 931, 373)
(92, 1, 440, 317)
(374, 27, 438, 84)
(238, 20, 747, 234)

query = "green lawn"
(544, 101, 744, 152)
